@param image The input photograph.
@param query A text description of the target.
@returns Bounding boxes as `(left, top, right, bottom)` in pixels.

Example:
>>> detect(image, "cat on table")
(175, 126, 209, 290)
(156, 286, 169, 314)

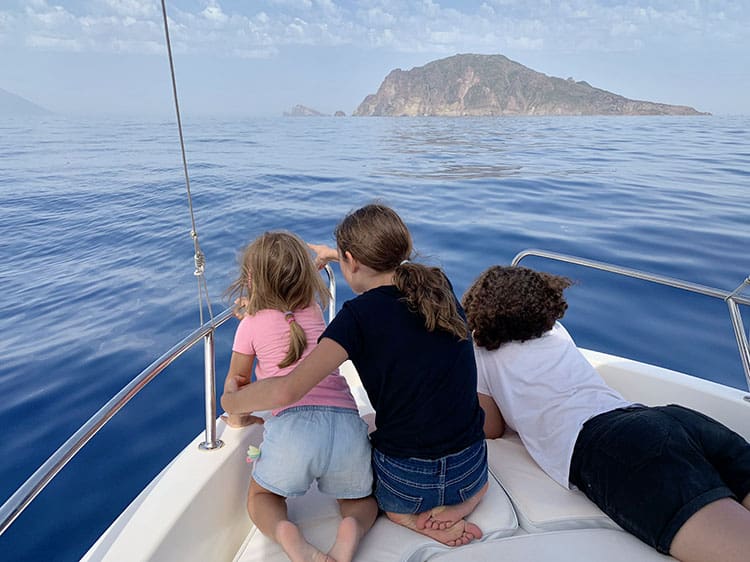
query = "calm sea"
(1, 115, 748, 560)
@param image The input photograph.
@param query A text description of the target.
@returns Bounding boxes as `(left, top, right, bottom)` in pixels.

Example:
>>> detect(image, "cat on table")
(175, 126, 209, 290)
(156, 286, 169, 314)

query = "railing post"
(726, 277, 750, 392)
(199, 329, 224, 450)
(324, 264, 336, 323)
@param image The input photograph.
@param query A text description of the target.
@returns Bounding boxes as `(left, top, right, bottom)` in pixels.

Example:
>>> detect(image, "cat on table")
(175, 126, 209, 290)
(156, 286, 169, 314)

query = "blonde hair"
(335, 204, 467, 340)
(227, 231, 330, 368)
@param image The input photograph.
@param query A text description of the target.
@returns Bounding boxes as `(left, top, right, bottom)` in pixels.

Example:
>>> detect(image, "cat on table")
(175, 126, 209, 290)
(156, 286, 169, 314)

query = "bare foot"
(416, 483, 489, 531)
(327, 516, 363, 562)
(416, 506, 455, 530)
(276, 520, 332, 562)
(387, 512, 483, 547)
(422, 519, 482, 547)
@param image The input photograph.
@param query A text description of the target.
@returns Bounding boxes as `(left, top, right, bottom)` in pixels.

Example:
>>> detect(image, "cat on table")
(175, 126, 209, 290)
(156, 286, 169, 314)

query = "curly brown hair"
(462, 266, 573, 350)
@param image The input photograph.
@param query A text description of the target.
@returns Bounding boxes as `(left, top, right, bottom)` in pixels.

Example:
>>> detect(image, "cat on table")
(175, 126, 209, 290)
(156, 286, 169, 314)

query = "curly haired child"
(462, 265, 750, 562)
(223, 205, 488, 548)
(221, 231, 377, 562)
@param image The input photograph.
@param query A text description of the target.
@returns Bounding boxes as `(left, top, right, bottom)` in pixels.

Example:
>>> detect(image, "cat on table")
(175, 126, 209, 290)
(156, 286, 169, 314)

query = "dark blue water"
(1, 115, 748, 561)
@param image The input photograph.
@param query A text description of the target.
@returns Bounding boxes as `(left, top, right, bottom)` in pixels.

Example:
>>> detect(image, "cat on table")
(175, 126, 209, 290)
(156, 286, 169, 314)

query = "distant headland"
(354, 54, 708, 117)
(0, 88, 51, 116)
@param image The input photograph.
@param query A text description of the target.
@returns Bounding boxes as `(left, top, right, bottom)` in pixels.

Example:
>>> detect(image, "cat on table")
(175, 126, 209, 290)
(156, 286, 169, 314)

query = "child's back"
(233, 304, 356, 415)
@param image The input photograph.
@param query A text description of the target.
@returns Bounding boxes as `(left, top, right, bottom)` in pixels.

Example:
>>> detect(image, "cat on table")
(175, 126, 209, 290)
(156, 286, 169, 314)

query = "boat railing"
(0, 265, 337, 536)
(512, 249, 750, 392)
(4, 252, 748, 535)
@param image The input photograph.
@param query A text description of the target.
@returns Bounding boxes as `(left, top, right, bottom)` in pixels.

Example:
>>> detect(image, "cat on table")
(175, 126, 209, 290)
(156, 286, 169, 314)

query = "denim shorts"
(372, 439, 488, 514)
(570, 404, 750, 554)
(253, 406, 373, 499)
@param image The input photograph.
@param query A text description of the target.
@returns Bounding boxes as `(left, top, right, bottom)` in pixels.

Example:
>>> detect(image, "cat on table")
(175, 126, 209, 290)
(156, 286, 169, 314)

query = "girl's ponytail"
(394, 262, 468, 340)
(335, 203, 467, 340)
(279, 311, 307, 368)
(228, 231, 331, 369)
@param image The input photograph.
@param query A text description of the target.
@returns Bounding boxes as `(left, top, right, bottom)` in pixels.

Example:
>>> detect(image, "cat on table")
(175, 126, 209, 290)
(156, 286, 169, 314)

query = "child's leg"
(247, 478, 330, 562)
(416, 482, 488, 530)
(669, 497, 750, 562)
(326, 497, 378, 562)
(385, 511, 482, 546)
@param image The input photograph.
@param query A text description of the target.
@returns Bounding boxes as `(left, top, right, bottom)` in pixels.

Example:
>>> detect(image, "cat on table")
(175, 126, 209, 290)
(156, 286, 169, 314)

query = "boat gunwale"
(1, 252, 748, 539)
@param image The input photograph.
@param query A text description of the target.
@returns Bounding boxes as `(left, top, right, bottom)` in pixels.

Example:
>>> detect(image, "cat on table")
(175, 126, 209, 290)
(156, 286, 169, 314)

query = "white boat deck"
(84, 351, 750, 561)
(232, 431, 671, 562)
(232, 357, 679, 562)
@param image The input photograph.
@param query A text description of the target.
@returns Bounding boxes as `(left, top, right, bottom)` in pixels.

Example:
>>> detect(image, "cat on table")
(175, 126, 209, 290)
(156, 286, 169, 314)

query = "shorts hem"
(319, 488, 373, 500)
(657, 486, 734, 554)
(736, 479, 750, 502)
(252, 473, 308, 498)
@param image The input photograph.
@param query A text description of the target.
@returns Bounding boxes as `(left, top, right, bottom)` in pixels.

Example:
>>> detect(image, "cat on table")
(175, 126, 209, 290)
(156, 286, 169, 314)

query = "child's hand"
(224, 374, 249, 394)
(307, 243, 338, 270)
(233, 297, 249, 319)
(220, 413, 264, 428)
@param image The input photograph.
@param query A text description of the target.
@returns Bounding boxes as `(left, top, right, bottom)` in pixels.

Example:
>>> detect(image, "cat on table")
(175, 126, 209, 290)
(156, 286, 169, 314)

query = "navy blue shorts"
(569, 404, 750, 554)
(372, 440, 488, 514)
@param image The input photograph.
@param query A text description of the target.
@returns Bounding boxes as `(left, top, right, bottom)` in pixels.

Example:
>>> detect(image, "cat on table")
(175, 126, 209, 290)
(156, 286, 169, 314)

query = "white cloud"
(269, 0, 313, 9)
(4, 0, 748, 60)
(26, 33, 83, 51)
(202, 1, 228, 24)
(507, 36, 544, 50)
(100, 0, 158, 19)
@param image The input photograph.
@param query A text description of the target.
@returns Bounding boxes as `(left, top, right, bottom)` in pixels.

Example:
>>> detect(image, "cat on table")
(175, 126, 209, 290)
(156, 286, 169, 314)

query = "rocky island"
(354, 54, 707, 117)
(284, 104, 325, 116)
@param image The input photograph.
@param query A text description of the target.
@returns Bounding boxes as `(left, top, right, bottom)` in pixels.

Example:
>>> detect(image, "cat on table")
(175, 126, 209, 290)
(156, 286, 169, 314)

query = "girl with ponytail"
(222, 231, 376, 562)
(223, 207, 488, 548)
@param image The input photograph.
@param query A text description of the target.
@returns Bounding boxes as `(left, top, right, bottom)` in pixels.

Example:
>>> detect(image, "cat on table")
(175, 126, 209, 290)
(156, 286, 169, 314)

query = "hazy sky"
(1, 0, 748, 117)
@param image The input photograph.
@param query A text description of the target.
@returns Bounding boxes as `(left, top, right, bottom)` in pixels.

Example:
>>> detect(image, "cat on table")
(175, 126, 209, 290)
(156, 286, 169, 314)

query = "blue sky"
(1, 0, 748, 116)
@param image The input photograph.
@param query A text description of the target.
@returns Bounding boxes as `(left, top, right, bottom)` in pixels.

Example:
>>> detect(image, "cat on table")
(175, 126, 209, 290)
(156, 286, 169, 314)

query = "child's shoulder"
(243, 305, 322, 324)
(354, 285, 399, 302)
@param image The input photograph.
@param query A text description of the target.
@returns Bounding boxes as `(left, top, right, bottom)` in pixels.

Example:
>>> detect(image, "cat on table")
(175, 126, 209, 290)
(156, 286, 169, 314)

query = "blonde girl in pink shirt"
(221, 231, 376, 562)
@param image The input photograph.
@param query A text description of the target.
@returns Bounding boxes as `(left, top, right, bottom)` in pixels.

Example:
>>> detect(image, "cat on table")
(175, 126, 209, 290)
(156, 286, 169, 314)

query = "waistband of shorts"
(275, 405, 360, 418)
(582, 404, 646, 432)
(374, 439, 485, 466)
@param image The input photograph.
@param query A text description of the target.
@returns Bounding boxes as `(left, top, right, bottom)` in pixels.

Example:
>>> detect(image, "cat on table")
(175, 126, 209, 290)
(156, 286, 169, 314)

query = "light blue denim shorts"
(253, 406, 373, 499)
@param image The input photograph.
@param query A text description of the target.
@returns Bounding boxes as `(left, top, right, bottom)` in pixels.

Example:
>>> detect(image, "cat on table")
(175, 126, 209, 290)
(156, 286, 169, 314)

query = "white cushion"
(234, 475, 517, 562)
(487, 433, 620, 532)
(429, 528, 674, 561)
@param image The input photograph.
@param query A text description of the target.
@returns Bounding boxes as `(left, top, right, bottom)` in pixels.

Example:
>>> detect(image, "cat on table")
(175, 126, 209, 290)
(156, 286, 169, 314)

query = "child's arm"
(308, 243, 339, 270)
(221, 337, 347, 414)
(478, 392, 506, 438)
(220, 351, 264, 428)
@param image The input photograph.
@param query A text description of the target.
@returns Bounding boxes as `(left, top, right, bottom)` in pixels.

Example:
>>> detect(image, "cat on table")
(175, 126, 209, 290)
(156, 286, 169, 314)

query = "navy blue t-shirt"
(321, 285, 484, 459)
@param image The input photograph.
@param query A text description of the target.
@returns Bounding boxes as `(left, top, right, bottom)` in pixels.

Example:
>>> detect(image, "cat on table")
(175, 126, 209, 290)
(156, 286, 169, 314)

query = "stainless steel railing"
(511, 249, 750, 390)
(0, 265, 336, 535)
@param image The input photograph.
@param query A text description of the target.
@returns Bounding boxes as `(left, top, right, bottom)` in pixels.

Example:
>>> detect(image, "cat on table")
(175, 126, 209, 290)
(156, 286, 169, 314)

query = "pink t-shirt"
(232, 304, 357, 416)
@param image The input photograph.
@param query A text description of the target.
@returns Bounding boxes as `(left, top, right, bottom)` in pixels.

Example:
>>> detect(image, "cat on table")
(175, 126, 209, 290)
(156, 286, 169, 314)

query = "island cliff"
(354, 54, 707, 117)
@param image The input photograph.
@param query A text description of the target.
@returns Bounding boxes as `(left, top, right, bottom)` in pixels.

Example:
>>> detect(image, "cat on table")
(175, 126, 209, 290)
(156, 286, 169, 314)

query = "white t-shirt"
(475, 322, 631, 488)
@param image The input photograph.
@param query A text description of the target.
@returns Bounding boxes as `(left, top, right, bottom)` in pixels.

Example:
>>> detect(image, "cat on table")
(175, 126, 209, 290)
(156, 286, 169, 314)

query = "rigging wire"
(159, 0, 214, 325)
